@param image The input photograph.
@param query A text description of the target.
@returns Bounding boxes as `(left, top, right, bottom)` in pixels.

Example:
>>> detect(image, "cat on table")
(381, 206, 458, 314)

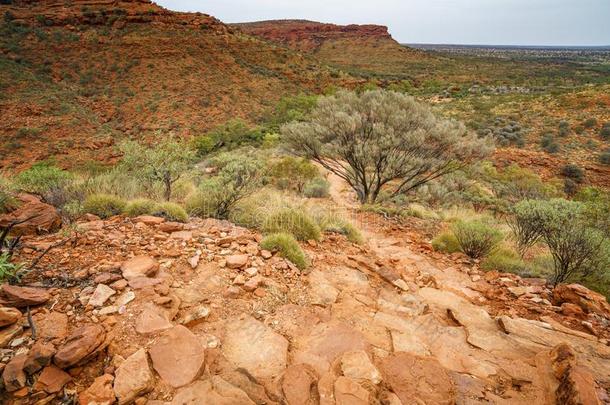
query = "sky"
(156, 0, 610, 46)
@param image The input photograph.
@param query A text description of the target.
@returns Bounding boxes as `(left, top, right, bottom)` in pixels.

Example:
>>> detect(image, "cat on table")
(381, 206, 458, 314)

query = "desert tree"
(281, 90, 493, 204)
(119, 135, 196, 201)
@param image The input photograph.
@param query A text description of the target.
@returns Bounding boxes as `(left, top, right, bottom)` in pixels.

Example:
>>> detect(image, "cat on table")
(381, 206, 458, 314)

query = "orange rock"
(33, 365, 72, 393)
(79, 374, 115, 405)
(0, 194, 61, 236)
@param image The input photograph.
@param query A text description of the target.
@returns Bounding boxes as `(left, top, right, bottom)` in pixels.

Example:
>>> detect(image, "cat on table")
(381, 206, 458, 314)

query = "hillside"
(232, 20, 428, 77)
(0, 1, 346, 170)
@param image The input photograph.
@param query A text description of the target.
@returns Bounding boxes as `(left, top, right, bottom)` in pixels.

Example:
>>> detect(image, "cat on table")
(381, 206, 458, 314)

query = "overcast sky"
(157, 0, 610, 46)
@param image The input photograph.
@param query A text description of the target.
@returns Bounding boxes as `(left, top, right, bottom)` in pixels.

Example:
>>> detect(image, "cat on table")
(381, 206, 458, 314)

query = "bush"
(540, 133, 559, 154)
(187, 153, 263, 220)
(0, 179, 16, 214)
(477, 116, 527, 147)
(191, 119, 265, 156)
(316, 213, 364, 244)
(260, 233, 308, 270)
(0, 253, 20, 282)
(303, 178, 330, 198)
(558, 120, 570, 137)
(452, 220, 503, 259)
(151, 202, 188, 223)
(431, 231, 461, 254)
(583, 117, 597, 129)
(124, 198, 156, 217)
(83, 194, 126, 219)
(490, 164, 559, 202)
(268, 157, 319, 192)
(560, 164, 584, 183)
(282, 90, 493, 204)
(262, 208, 321, 241)
(14, 162, 73, 199)
(600, 123, 610, 140)
(510, 199, 609, 285)
(600, 149, 610, 165)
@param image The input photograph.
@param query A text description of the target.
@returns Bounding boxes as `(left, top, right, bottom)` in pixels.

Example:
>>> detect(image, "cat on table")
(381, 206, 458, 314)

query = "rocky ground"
(0, 176, 609, 404)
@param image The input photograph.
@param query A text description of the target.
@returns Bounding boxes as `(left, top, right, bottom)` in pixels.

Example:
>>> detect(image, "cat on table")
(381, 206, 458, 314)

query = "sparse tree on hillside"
(281, 90, 493, 204)
(120, 136, 196, 201)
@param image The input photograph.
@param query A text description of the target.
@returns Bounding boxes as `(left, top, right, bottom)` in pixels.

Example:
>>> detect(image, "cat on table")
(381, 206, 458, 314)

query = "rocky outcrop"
(0, 284, 50, 308)
(54, 324, 109, 368)
(0, 194, 61, 236)
(553, 284, 610, 319)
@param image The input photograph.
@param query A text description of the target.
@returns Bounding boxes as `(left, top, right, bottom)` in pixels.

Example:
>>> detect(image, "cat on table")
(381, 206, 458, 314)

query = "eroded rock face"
(222, 316, 288, 379)
(149, 325, 205, 388)
(0, 284, 50, 308)
(550, 344, 605, 405)
(380, 353, 455, 405)
(0, 194, 61, 236)
(113, 349, 153, 405)
(553, 284, 610, 319)
(54, 324, 107, 369)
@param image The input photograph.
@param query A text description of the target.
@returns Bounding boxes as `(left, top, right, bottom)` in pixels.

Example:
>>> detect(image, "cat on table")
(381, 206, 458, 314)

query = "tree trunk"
(163, 177, 172, 201)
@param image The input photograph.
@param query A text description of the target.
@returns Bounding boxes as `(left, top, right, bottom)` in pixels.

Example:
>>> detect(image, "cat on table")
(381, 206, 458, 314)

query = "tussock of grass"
(262, 208, 321, 241)
(431, 231, 461, 254)
(260, 233, 308, 270)
(152, 202, 188, 223)
(123, 198, 156, 217)
(83, 194, 126, 219)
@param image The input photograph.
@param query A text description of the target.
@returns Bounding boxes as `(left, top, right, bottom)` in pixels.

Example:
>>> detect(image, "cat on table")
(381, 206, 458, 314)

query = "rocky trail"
(0, 177, 609, 404)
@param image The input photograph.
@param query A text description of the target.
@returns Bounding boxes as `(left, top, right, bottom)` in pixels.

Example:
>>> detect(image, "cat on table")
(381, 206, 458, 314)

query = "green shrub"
(583, 117, 597, 129)
(124, 198, 156, 217)
(489, 164, 559, 202)
(558, 120, 570, 137)
(187, 153, 263, 220)
(152, 202, 188, 223)
(600, 123, 610, 140)
(452, 220, 503, 259)
(303, 178, 330, 198)
(191, 119, 265, 156)
(262, 208, 321, 241)
(14, 162, 73, 197)
(260, 233, 308, 270)
(560, 164, 584, 183)
(0, 178, 16, 214)
(268, 157, 318, 193)
(83, 194, 126, 219)
(0, 253, 20, 282)
(540, 133, 559, 154)
(481, 247, 527, 274)
(317, 214, 364, 244)
(431, 231, 461, 254)
(600, 149, 610, 165)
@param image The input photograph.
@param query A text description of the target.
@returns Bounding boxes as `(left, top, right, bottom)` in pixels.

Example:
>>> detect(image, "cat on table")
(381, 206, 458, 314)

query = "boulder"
(54, 324, 107, 368)
(280, 364, 319, 405)
(380, 353, 455, 405)
(226, 255, 249, 269)
(0, 193, 61, 236)
(113, 349, 153, 404)
(553, 284, 610, 319)
(24, 340, 56, 374)
(171, 377, 255, 405)
(0, 284, 50, 308)
(0, 306, 21, 327)
(222, 316, 288, 379)
(149, 325, 205, 388)
(159, 221, 183, 233)
(33, 365, 72, 393)
(120, 256, 159, 280)
(135, 304, 173, 335)
(79, 374, 115, 405)
(87, 284, 116, 307)
(2, 353, 27, 392)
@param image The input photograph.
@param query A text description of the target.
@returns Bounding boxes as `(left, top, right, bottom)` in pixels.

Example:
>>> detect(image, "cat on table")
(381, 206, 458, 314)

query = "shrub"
(481, 247, 527, 274)
(600, 123, 610, 140)
(0, 178, 16, 214)
(583, 117, 597, 129)
(282, 90, 493, 204)
(508, 200, 545, 256)
(83, 194, 126, 219)
(490, 164, 558, 202)
(477, 116, 527, 147)
(268, 157, 318, 193)
(303, 178, 330, 198)
(120, 136, 196, 201)
(600, 150, 610, 165)
(558, 120, 570, 137)
(316, 213, 364, 244)
(451, 220, 503, 259)
(560, 164, 584, 183)
(540, 133, 559, 154)
(0, 253, 20, 282)
(124, 198, 156, 217)
(510, 199, 609, 285)
(262, 208, 321, 241)
(431, 231, 461, 254)
(260, 233, 308, 270)
(14, 162, 73, 199)
(151, 202, 188, 223)
(192, 119, 265, 156)
(187, 153, 263, 220)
